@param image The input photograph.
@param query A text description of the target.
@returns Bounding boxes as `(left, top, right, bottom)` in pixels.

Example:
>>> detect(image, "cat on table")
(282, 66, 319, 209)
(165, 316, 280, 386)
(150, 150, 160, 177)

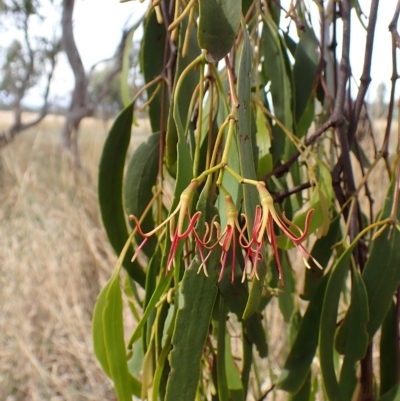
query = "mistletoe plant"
(94, 0, 400, 400)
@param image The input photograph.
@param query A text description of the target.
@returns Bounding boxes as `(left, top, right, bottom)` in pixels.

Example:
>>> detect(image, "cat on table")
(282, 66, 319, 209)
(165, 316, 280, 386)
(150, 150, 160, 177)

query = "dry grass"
(0, 113, 150, 401)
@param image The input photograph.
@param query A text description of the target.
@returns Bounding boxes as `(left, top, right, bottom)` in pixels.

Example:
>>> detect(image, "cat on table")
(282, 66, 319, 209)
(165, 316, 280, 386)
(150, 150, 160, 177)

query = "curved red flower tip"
(166, 211, 201, 272)
(215, 194, 247, 283)
(247, 182, 323, 286)
(129, 180, 203, 273)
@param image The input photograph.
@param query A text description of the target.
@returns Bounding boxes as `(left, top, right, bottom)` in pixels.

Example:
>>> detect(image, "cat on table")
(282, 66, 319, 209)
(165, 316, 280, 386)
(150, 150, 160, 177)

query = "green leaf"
(380, 302, 397, 396)
(278, 252, 295, 323)
(337, 266, 369, 400)
(225, 332, 245, 400)
(165, 257, 219, 401)
(301, 216, 340, 301)
(123, 132, 159, 257)
(289, 371, 311, 401)
(217, 296, 229, 401)
(362, 177, 400, 339)
(140, 10, 168, 133)
(379, 383, 400, 401)
(235, 25, 267, 319)
(293, 26, 319, 124)
(198, 0, 241, 62)
(93, 270, 140, 400)
(278, 272, 329, 393)
(216, 248, 268, 358)
(121, 26, 135, 108)
(166, 16, 199, 170)
(261, 15, 293, 132)
(127, 273, 173, 349)
(319, 244, 357, 401)
(98, 101, 145, 287)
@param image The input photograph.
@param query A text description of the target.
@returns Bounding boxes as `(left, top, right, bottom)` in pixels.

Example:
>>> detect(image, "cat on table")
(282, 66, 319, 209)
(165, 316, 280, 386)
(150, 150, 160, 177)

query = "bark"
(61, 0, 139, 168)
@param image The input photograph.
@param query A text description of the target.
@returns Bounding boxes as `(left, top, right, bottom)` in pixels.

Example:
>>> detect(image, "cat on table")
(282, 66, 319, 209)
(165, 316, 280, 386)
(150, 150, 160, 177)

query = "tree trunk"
(61, 0, 137, 169)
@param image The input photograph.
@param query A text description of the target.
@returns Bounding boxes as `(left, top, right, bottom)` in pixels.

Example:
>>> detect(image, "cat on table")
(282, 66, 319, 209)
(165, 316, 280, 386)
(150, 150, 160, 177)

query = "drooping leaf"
(261, 14, 293, 146)
(166, 16, 199, 170)
(302, 216, 340, 301)
(235, 25, 267, 319)
(319, 243, 357, 401)
(93, 268, 141, 400)
(337, 266, 369, 400)
(123, 132, 159, 257)
(165, 257, 219, 401)
(278, 272, 329, 393)
(362, 177, 400, 339)
(380, 302, 397, 397)
(379, 383, 400, 401)
(140, 10, 168, 133)
(121, 26, 135, 108)
(293, 26, 319, 125)
(98, 101, 145, 287)
(198, 0, 241, 63)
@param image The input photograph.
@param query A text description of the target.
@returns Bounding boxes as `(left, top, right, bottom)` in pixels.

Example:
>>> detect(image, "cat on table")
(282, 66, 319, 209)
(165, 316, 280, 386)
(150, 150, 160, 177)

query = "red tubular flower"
(130, 180, 204, 273)
(213, 194, 247, 283)
(244, 182, 323, 286)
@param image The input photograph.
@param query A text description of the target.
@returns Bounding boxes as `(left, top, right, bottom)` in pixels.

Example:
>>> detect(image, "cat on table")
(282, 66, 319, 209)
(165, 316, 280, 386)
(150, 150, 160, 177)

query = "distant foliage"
(95, 1, 400, 400)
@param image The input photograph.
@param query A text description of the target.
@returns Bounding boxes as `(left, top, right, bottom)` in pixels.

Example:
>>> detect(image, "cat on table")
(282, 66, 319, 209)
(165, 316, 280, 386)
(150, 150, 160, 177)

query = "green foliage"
(94, 2, 400, 400)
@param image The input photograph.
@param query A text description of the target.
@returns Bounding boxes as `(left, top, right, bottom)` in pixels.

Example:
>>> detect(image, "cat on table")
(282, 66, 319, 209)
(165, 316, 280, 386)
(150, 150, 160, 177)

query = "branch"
(0, 50, 57, 149)
(380, 0, 400, 157)
(347, 0, 379, 147)
(89, 19, 143, 111)
(62, 0, 87, 109)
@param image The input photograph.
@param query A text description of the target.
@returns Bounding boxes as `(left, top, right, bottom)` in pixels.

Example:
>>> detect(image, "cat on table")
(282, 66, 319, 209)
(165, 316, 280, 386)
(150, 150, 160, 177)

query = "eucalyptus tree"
(61, 0, 142, 168)
(0, 0, 59, 147)
(94, 1, 400, 400)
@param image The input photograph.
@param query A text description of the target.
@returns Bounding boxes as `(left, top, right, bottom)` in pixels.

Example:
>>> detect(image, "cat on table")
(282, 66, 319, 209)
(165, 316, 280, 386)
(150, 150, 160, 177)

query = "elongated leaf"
(217, 296, 229, 401)
(293, 26, 318, 125)
(198, 0, 241, 62)
(121, 27, 135, 108)
(302, 216, 340, 300)
(362, 178, 400, 339)
(319, 244, 356, 401)
(123, 132, 159, 257)
(225, 332, 245, 400)
(379, 383, 400, 401)
(165, 257, 219, 401)
(93, 279, 112, 378)
(140, 10, 168, 133)
(289, 371, 311, 401)
(166, 16, 198, 170)
(98, 102, 145, 287)
(127, 273, 173, 348)
(93, 269, 141, 400)
(261, 15, 293, 137)
(235, 25, 267, 319)
(380, 303, 397, 396)
(337, 266, 369, 400)
(278, 273, 329, 393)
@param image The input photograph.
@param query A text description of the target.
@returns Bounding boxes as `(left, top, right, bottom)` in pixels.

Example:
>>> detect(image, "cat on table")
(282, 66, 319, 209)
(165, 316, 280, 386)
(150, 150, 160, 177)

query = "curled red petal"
(269, 217, 284, 287)
(129, 215, 152, 238)
(131, 237, 149, 262)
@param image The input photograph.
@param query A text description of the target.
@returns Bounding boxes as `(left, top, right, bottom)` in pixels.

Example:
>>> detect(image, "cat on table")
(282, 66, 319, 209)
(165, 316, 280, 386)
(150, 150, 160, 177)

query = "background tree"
(61, 0, 142, 168)
(0, 0, 59, 147)
(94, 1, 400, 401)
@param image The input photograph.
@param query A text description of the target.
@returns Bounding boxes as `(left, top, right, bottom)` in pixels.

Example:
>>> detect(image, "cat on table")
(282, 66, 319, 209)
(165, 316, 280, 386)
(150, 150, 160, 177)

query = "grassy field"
(0, 111, 397, 400)
(0, 112, 150, 400)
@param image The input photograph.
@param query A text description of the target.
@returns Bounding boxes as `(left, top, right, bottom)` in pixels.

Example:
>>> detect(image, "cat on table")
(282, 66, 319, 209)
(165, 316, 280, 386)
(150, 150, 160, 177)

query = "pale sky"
(2, 0, 397, 107)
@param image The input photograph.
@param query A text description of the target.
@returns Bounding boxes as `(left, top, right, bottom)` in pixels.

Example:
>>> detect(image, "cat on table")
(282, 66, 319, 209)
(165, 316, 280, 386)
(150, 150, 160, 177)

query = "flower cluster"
(129, 180, 322, 286)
